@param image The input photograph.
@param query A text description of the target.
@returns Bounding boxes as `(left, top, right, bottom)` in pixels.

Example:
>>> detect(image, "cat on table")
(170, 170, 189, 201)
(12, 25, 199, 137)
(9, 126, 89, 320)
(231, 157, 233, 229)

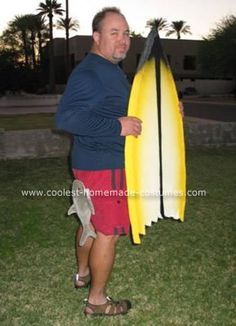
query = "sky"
(0, 0, 235, 40)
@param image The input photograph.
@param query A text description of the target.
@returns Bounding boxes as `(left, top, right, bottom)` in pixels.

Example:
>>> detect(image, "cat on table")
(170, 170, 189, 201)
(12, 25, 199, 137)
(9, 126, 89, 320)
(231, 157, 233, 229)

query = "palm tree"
(56, 16, 79, 75)
(56, 17, 80, 32)
(37, 0, 64, 93)
(25, 15, 37, 69)
(23, 14, 44, 69)
(37, 17, 49, 66)
(0, 27, 21, 54)
(146, 18, 168, 32)
(65, 0, 69, 77)
(2, 15, 47, 69)
(9, 15, 30, 66)
(26, 14, 50, 69)
(130, 31, 143, 38)
(56, 0, 79, 78)
(166, 21, 191, 39)
(56, 17, 79, 77)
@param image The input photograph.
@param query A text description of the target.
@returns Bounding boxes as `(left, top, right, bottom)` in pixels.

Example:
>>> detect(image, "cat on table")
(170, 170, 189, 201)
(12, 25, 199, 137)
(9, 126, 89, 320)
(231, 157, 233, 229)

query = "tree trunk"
(48, 12, 55, 93)
(65, 0, 70, 79)
(31, 33, 36, 69)
(22, 32, 29, 66)
(38, 32, 42, 66)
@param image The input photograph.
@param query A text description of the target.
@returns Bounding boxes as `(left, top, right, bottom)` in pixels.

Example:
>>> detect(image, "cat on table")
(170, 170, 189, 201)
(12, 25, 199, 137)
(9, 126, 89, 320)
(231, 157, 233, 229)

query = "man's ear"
(93, 31, 100, 45)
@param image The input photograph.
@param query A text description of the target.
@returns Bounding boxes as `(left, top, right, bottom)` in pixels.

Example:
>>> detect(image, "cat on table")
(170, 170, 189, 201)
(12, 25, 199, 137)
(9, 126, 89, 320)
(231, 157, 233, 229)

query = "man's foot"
(74, 273, 91, 289)
(84, 296, 132, 316)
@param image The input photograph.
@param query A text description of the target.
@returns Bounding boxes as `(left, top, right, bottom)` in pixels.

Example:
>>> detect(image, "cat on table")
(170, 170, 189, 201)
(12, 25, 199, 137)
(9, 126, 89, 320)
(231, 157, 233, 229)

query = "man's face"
(93, 12, 130, 64)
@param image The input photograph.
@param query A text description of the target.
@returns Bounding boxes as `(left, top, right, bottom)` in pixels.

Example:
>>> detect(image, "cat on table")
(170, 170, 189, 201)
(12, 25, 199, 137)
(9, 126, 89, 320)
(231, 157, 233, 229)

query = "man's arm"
(55, 70, 121, 137)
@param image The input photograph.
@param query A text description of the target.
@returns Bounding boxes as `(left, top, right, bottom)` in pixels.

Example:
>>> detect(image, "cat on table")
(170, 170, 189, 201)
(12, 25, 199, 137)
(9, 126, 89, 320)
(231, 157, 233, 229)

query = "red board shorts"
(73, 168, 130, 236)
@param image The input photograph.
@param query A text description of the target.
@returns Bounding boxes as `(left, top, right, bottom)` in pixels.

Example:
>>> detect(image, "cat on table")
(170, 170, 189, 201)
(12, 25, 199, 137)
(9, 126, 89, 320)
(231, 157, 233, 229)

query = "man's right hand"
(118, 116, 142, 137)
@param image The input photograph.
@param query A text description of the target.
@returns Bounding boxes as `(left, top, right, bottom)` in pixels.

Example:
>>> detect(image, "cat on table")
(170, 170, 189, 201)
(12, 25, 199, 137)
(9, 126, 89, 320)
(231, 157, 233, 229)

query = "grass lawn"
(0, 113, 55, 131)
(0, 150, 235, 325)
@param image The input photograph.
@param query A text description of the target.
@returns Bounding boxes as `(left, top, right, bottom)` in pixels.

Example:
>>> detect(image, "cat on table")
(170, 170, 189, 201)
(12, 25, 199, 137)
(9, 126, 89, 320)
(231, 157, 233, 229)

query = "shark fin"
(67, 204, 77, 216)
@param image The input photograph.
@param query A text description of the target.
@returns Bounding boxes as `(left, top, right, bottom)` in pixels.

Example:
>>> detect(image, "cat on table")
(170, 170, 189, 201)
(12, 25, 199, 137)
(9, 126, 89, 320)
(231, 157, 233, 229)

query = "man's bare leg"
(87, 232, 119, 305)
(75, 225, 94, 287)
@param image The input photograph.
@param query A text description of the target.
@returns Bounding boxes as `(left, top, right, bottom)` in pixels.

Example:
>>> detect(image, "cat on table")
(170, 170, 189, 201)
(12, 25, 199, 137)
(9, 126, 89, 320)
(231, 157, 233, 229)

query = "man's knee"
(96, 232, 119, 245)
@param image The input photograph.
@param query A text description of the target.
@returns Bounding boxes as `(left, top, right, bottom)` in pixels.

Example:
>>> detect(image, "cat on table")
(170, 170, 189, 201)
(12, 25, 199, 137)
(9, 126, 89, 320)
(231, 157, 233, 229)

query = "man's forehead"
(101, 12, 129, 30)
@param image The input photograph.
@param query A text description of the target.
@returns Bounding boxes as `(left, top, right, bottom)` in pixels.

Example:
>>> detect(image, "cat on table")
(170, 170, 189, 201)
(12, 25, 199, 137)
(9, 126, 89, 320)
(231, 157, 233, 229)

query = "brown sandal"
(84, 296, 132, 316)
(74, 273, 91, 289)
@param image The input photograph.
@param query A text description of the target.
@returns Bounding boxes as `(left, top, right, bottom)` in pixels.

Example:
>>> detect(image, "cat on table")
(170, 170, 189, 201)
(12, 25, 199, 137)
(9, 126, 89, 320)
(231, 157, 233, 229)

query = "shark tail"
(79, 226, 97, 246)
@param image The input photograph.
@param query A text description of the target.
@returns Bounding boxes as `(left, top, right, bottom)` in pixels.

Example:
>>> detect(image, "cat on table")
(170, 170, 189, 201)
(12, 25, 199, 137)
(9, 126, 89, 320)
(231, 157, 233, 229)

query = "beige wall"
(62, 36, 203, 77)
(54, 36, 234, 95)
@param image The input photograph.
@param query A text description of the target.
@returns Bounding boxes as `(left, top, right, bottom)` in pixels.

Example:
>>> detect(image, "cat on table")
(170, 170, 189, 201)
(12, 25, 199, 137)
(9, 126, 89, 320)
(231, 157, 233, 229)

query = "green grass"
(0, 113, 55, 131)
(0, 150, 235, 325)
(0, 114, 219, 132)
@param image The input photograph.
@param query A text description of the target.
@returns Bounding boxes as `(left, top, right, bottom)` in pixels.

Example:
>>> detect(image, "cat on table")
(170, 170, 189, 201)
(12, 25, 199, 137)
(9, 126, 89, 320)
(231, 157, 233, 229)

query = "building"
(53, 35, 234, 95)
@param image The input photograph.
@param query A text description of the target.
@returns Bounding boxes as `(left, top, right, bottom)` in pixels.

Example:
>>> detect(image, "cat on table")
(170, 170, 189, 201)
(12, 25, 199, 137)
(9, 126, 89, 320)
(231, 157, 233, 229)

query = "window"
(183, 56, 196, 70)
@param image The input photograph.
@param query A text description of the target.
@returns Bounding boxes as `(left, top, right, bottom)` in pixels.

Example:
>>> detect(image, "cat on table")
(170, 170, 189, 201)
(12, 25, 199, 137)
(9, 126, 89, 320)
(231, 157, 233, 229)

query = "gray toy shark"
(68, 179, 96, 246)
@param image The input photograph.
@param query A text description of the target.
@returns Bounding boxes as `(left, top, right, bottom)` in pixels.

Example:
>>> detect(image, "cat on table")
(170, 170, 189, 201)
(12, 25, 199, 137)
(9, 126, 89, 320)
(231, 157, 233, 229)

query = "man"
(56, 7, 141, 316)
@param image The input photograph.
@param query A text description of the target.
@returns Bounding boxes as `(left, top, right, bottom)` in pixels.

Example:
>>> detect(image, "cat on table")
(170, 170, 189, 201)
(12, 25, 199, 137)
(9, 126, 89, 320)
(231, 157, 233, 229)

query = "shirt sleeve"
(55, 69, 122, 137)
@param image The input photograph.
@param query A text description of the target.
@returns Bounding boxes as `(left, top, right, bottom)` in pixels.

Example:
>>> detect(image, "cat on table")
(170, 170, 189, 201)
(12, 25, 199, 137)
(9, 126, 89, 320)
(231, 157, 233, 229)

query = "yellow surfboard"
(125, 31, 186, 244)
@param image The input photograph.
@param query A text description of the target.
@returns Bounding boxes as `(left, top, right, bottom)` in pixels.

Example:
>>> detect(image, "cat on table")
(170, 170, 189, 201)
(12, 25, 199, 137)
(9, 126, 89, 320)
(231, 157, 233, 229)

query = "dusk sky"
(0, 0, 235, 39)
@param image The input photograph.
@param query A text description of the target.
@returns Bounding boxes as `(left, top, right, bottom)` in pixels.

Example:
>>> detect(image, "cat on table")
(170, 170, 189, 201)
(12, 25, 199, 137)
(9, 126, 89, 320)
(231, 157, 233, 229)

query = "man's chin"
(113, 53, 127, 63)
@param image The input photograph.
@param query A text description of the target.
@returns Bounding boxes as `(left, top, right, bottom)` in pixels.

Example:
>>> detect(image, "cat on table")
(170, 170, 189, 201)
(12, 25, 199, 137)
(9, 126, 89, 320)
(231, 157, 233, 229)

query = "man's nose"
(119, 33, 128, 43)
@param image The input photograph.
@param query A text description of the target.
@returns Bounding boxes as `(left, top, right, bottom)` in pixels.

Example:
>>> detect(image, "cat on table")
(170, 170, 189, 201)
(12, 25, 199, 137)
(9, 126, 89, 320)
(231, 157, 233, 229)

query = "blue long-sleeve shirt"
(55, 53, 131, 170)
